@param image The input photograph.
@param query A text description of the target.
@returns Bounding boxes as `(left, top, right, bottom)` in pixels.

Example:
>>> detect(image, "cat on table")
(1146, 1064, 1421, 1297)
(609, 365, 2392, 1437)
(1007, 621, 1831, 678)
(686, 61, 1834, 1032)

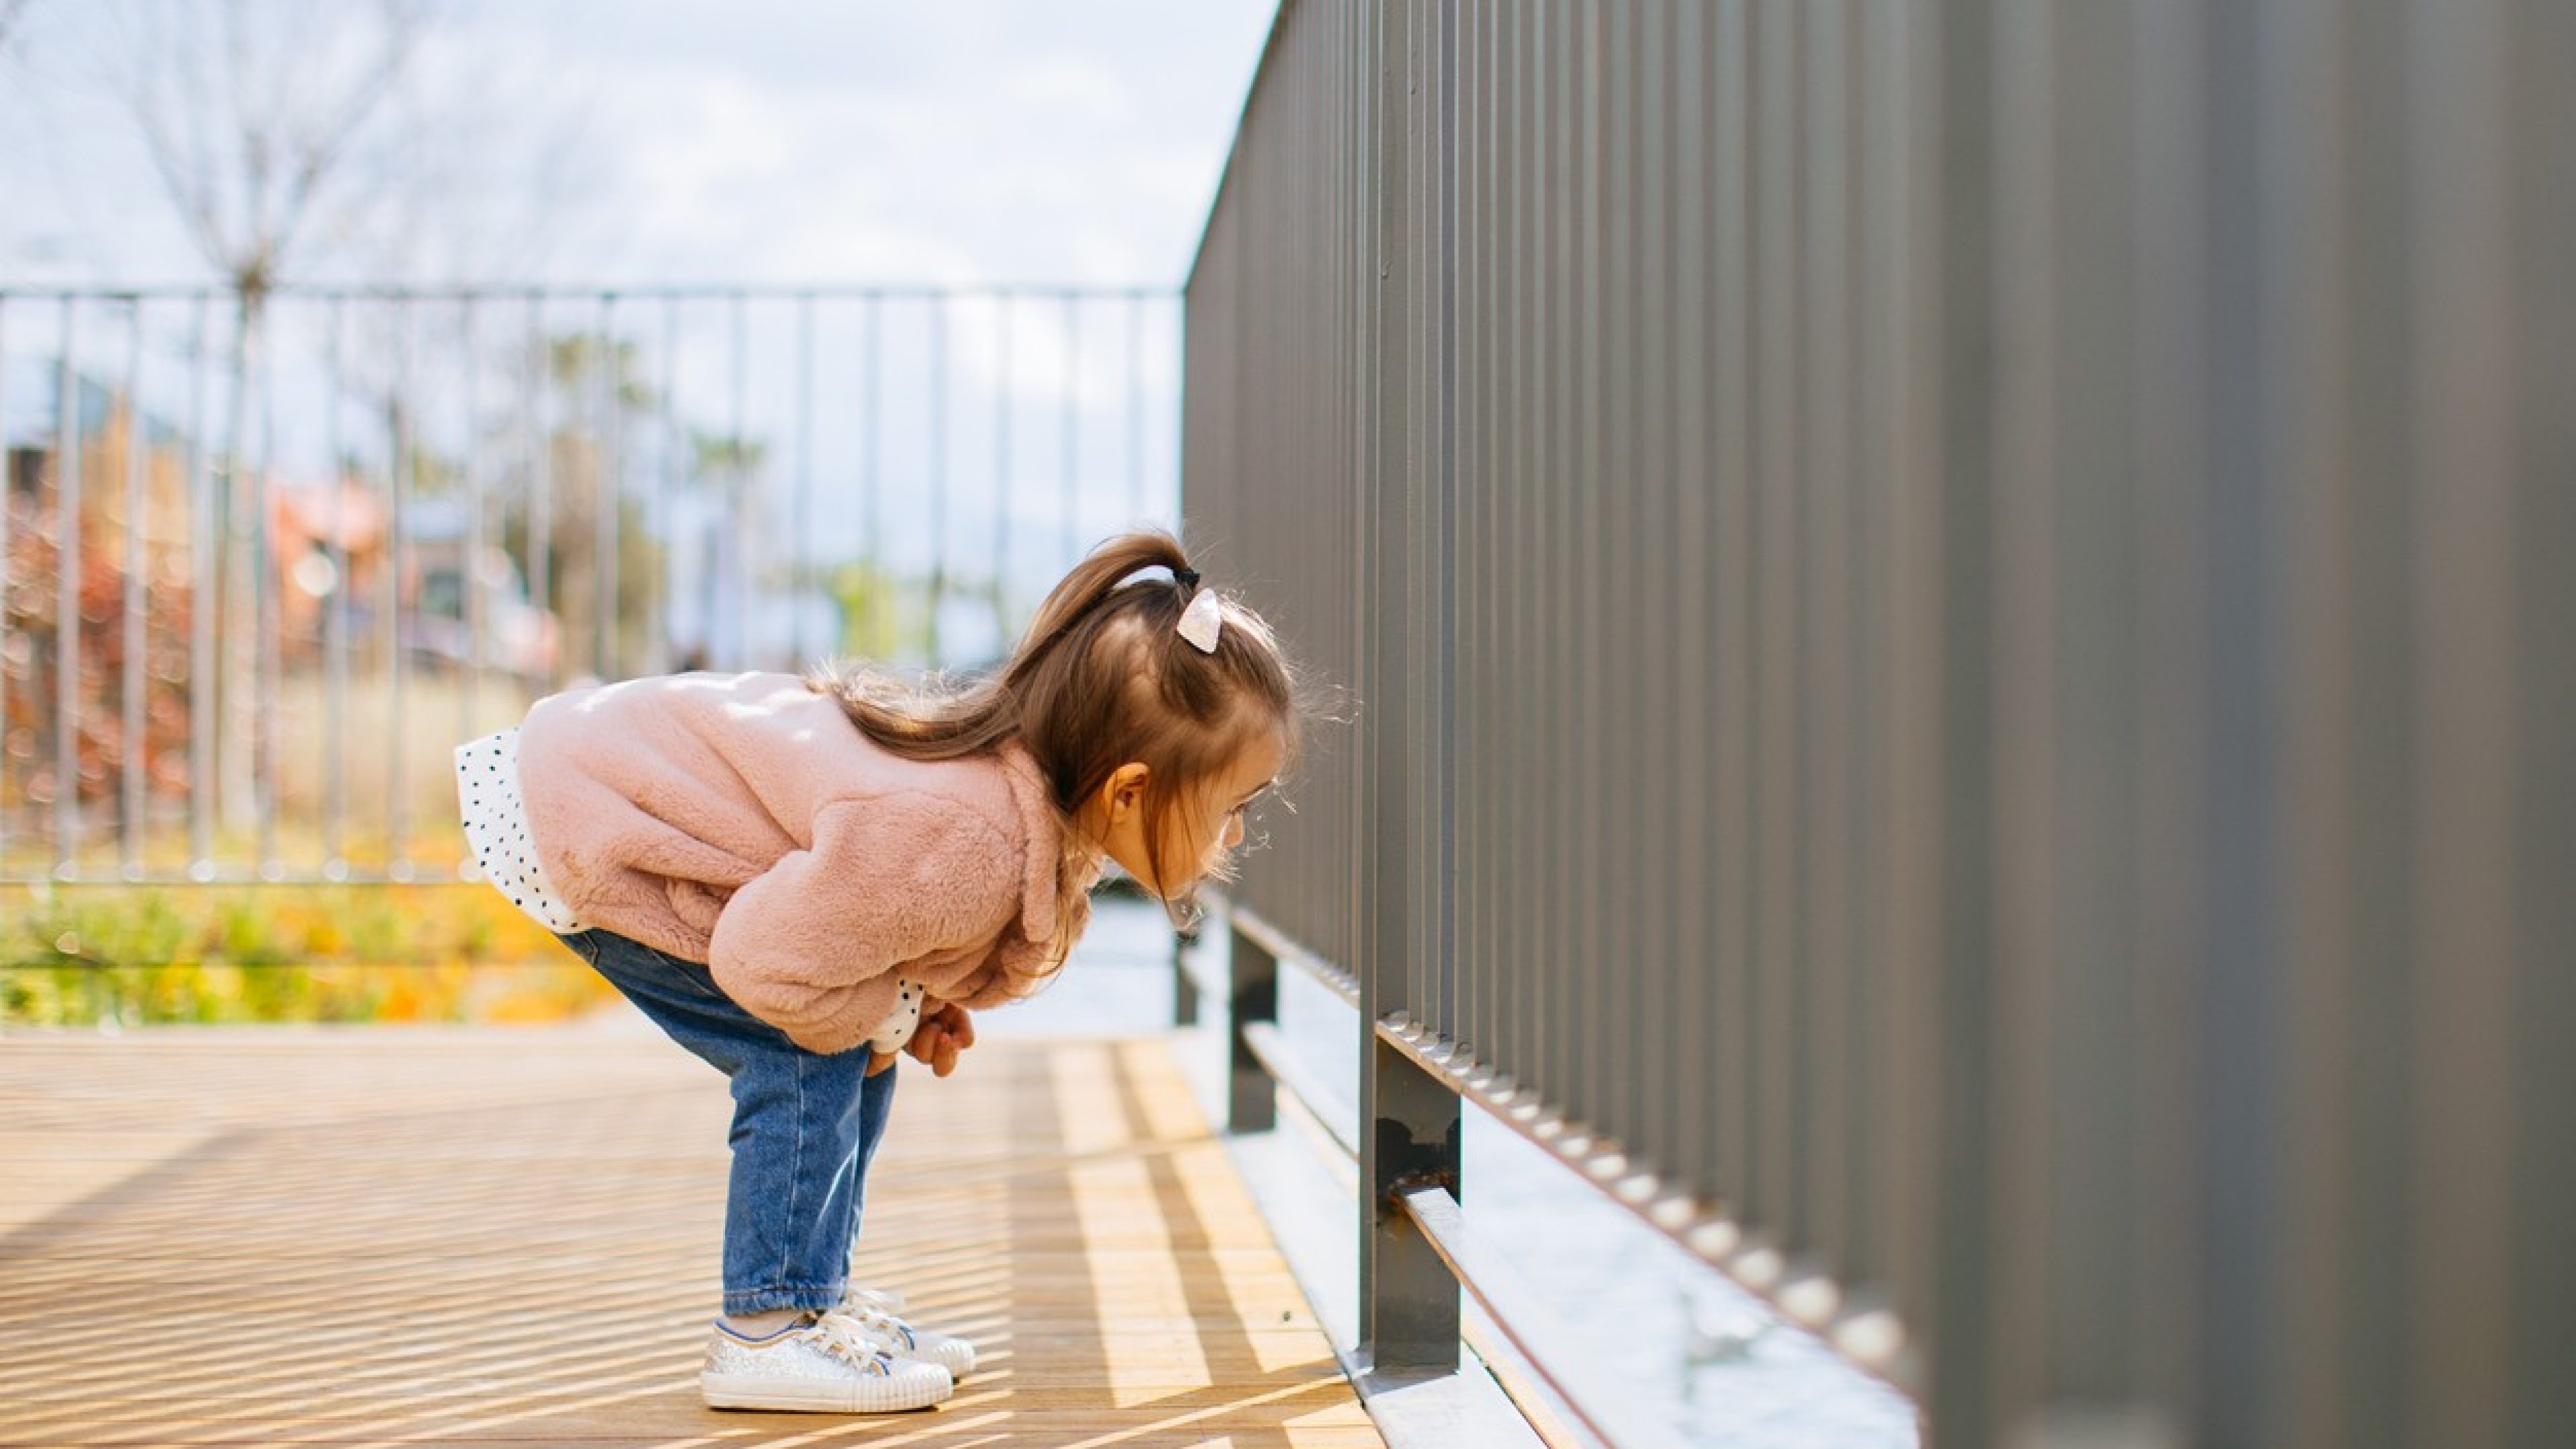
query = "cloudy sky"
(0, 0, 1280, 288)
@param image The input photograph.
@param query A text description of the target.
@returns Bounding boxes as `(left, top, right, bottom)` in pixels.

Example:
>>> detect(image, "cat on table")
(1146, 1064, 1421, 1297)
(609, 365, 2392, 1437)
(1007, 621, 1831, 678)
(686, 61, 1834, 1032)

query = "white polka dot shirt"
(455, 727, 589, 933)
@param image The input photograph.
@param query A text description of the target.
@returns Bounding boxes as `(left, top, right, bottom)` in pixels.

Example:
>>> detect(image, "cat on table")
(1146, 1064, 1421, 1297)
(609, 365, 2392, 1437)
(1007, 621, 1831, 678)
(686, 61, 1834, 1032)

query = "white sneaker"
(828, 1291, 979, 1379)
(700, 1311, 954, 1413)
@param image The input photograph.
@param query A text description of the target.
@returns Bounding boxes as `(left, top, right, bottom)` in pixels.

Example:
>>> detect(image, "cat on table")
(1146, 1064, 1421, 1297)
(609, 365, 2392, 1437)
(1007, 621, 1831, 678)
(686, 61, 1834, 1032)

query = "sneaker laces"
(798, 1310, 898, 1375)
(831, 1299, 918, 1352)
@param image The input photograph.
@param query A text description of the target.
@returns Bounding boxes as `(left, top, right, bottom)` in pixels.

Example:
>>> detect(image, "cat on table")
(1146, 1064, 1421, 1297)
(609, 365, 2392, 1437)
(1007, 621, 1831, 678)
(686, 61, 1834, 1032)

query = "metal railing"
(0, 284, 1182, 883)
(1183, 3, 2575, 1448)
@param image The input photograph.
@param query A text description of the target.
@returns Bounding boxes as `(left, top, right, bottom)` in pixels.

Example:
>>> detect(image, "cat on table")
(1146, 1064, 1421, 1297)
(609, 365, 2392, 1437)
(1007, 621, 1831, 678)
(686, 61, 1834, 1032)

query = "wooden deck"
(0, 1027, 1381, 1448)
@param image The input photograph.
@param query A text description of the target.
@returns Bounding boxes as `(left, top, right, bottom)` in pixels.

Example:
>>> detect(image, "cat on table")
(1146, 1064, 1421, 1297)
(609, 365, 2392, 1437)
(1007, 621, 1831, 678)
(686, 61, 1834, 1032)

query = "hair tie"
(1173, 568, 1201, 590)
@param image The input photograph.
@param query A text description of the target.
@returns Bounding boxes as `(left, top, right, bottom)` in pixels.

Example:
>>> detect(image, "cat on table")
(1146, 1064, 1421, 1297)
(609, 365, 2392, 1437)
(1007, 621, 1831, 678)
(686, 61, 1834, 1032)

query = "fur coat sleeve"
(705, 792, 1020, 1055)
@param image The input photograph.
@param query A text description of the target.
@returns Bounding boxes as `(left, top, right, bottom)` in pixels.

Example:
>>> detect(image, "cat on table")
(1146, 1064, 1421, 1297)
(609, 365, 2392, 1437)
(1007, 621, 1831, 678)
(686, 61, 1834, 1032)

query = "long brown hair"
(808, 530, 1300, 974)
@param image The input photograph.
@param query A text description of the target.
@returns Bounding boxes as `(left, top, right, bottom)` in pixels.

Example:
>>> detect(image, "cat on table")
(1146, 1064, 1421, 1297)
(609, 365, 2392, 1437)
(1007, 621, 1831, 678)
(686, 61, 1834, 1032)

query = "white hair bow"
(1177, 587, 1224, 653)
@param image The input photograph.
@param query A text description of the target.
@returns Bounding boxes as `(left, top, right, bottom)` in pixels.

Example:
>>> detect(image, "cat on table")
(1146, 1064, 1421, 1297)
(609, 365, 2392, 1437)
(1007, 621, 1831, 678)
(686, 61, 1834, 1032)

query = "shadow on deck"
(0, 1026, 1381, 1447)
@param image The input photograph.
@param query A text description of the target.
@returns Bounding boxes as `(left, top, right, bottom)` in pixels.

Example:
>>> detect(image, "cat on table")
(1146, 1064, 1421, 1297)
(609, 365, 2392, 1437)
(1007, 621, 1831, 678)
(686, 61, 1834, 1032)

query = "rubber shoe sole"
(702, 1360, 952, 1413)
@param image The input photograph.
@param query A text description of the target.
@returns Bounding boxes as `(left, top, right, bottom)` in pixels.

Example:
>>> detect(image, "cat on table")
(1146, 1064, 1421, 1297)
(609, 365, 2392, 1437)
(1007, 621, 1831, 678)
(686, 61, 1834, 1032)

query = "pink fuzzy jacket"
(514, 670, 1097, 1055)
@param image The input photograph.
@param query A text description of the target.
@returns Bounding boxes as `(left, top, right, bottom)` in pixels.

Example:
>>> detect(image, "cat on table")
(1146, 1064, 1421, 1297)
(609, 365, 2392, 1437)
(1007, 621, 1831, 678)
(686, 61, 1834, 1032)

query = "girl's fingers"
(867, 1050, 898, 1077)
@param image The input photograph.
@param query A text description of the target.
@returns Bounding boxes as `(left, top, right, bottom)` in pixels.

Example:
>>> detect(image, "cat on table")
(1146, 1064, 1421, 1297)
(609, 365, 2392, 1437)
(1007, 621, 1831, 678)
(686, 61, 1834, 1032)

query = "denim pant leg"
(561, 928, 898, 1316)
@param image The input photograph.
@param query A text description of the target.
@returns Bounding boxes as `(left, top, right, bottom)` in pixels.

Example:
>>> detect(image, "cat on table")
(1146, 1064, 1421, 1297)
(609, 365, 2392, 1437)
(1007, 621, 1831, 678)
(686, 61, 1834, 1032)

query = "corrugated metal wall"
(1183, 2, 2573, 1446)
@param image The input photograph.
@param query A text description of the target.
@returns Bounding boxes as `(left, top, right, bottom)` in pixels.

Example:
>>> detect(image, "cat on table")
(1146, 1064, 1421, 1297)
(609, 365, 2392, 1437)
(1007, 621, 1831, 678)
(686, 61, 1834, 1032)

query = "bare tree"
(93, 0, 441, 830)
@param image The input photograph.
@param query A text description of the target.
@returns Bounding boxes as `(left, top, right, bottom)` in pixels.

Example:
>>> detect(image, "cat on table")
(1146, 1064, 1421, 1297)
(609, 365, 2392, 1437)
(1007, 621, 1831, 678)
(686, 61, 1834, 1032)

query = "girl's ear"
(1103, 762, 1151, 824)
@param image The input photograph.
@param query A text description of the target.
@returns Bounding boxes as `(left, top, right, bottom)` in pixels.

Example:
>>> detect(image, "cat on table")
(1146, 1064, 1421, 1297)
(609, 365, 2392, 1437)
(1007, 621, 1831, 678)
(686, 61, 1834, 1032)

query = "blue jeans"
(559, 928, 898, 1316)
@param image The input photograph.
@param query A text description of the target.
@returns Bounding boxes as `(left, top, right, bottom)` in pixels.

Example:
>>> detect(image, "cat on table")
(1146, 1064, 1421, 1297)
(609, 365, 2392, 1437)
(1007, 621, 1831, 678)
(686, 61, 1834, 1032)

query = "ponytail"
(807, 530, 1193, 761)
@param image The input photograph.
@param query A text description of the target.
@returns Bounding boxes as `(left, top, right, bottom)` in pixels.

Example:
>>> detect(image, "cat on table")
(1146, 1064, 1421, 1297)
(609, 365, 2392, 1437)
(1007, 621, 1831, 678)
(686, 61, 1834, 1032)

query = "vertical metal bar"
(2190, 0, 2273, 1440)
(1753, 0, 1806, 1246)
(2503, 13, 2576, 1442)
(2504, 10, 2576, 1435)
(1916, 0, 2002, 1436)
(2270, 11, 2365, 1446)
(1171, 924, 1201, 1028)
(864, 294, 883, 584)
(598, 293, 625, 680)
(460, 295, 483, 755)
(324, 296, 350, 875)
(1062, 290, 1081, 567)
(1636, 0, 1677, 1191)
(2127, 0, 2209, 1422)
(1593, 0, 1629, 1160)
(796, 292, 816, 665)
(1801, 0, 1854, 1276)
(725, 291, 745, 669)
(1884, 0, 1950, 1391)
(527, 296, 552, 682)
(1128, 293, 1146, 526)
(1354, 0, 1460, 1381)
(928, 298, 949, 663)
(1504, 0, 1533, 1134)
(1229, 923, 1280, 1133)
(659, 295, 682, 674)
(1847, 0, 1904, 1295)
(1713, 0, 1755, 1212)
(1562, 0, 1598, 1150)
(386, 298, 412, 878)
(1670, 0, 1716, 1213)
(186, 294, 215, 875)
(1469, 0, 1489, 1065)
(1435, 0, 1460, 1070)
(252, 296, 279, 877)
(996, 292, 1014, 631)
(52, 296, 80, 876)
(2406, 3, 2518, 1444)
(118, 300, 147, 878)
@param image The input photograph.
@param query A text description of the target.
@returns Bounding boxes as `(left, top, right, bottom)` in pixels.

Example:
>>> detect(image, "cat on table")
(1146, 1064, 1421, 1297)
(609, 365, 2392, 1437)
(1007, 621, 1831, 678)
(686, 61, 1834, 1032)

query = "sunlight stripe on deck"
(0, 1028, 1380, 1448)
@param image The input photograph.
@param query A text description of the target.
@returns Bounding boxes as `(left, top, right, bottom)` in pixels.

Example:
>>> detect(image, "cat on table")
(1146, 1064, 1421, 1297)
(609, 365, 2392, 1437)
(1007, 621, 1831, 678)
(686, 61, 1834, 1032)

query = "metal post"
(118, 300, 147, 879)
(52, 296, 80, 877)
(795, 292, 816, 666)
(185, 294, 213, 876)
(1171, 924, 1201, 1028)
(996, 291, 1014, 631)
(658, 295, 681, 674)
(1354, 0, 1460, 1381)
(1062, 290, 1081, 567)
(460, 296, 483, 747)
(1226, 922, 1277, 1132)
(598, 293, 624, 678)
(928, 300, 949, 663)
(252, 293, 280, 877)
(324, 297, 350, 875)
(386, 299, 412, 879)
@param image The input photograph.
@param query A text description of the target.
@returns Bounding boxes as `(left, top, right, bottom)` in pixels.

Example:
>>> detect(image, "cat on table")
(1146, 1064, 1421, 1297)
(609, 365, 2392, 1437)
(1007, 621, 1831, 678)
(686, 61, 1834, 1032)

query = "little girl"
(454, 531, 1297, 1414)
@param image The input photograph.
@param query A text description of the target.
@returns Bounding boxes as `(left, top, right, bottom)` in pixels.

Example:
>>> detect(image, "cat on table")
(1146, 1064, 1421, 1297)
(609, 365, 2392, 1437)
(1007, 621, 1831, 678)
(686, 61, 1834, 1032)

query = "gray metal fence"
(1, 285, 1182, 883)
(1183, 2, 2575, 1446)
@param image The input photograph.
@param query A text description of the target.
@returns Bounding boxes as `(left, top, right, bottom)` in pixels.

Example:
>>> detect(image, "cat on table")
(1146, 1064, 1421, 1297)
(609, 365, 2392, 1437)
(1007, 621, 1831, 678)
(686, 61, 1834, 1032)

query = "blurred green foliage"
(1, 883, 619, 1030)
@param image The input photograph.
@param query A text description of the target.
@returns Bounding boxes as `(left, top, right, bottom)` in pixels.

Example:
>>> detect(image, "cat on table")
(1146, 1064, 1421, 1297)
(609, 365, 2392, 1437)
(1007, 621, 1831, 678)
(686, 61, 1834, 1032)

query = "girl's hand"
(905, 1001, 977, 1077)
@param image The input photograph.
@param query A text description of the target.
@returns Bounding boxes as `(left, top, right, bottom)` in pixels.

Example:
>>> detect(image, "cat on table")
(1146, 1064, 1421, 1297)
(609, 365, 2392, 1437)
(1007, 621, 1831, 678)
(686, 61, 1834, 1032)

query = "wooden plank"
(0, 1029, 1381, 1447)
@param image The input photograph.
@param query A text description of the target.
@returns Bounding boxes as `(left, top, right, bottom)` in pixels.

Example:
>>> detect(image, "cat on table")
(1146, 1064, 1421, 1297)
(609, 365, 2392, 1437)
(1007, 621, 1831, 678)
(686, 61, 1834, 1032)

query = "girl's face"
(1086, 727, 1287, 899)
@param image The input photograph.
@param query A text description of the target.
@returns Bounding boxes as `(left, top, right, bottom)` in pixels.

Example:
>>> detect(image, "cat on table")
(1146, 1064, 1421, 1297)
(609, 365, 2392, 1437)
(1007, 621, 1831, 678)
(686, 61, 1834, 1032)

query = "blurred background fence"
(0, 285, 1181, 883)
(1186, 2, 2573, 1447)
